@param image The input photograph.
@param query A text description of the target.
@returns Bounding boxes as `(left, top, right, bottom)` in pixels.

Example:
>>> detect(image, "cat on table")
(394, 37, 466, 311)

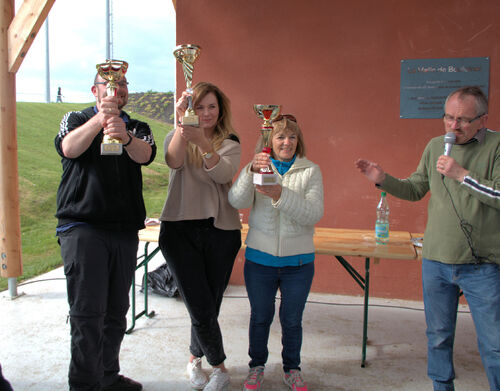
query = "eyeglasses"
(95, 81, 129, 88)
(442, 113, 484, 126)
(275, 114, 297, 123)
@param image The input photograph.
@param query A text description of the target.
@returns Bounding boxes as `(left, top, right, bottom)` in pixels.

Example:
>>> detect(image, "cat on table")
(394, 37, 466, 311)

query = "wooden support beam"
(1, 0, 54, 278)
(1, 0, 22, 278)
(8, 0, 55, 73)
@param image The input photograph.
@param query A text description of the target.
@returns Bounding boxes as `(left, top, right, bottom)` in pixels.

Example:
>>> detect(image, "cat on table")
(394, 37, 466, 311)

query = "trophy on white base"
(173, 44, 202, 126)
(253, 104, 281, 185)
(96, 59, 129, 155)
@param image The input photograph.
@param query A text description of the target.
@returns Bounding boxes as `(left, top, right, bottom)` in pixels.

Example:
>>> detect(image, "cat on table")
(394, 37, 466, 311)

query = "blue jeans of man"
(244, 259, 314, 373)
(422, 258, 500, 391)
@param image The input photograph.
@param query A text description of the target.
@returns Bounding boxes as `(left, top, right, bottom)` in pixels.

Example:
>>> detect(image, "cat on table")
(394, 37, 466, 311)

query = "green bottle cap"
(381, 191, 386, 196)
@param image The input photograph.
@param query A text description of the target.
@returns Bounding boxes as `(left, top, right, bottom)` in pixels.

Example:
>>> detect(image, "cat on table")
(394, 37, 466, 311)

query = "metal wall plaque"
(400, 57, 489, 119)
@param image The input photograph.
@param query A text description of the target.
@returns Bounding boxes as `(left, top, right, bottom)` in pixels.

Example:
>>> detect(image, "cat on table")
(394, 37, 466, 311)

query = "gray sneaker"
(186, 357, 208, 390)
(243, 366, 264, 390)
(283, 369, 308, 391)
(204, 368, 230, 391)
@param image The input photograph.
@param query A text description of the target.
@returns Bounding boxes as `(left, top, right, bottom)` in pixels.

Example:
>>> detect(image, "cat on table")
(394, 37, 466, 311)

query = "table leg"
(126, 242, 159, 334)
(361, 257, 370, 367)
(127, 273, 137, 333)
(335, 255, 370, 367)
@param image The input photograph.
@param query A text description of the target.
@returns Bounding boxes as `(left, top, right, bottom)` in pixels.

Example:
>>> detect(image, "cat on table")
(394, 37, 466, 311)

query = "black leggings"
(159, 219, 241, 366)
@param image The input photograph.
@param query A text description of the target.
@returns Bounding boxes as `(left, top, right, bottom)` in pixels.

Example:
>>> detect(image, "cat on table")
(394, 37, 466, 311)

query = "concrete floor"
(0, 247, 490, 391)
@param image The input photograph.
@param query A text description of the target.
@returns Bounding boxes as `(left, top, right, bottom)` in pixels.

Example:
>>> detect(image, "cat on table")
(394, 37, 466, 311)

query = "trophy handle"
(185, 87, 195, 117)
(106, 84, 116, 97)
(182, 62, 194, 90)
(260, 131, 274, 174)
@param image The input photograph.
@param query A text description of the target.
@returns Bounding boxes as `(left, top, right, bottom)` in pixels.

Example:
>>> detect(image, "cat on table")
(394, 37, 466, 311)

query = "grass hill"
(0, 101, 172, 291)
(127, 91, 175, 124)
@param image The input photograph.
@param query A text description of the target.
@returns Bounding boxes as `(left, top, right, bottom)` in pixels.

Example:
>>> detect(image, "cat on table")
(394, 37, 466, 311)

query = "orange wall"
(175, 0, 500, 300)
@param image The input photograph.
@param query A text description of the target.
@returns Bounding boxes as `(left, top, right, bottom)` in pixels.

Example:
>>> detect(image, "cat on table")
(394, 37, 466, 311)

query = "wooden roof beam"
(8, 0, 55, 73)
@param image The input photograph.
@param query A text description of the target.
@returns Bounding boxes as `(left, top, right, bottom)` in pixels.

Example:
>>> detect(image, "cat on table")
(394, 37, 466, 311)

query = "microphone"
(444, 132, 456, 156)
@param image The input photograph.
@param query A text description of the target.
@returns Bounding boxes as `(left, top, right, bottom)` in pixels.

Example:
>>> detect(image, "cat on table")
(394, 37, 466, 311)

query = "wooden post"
(0, 0, 22, 279)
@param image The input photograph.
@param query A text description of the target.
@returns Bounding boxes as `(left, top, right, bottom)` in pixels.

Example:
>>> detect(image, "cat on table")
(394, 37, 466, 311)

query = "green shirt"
(381, 128, 500, 265)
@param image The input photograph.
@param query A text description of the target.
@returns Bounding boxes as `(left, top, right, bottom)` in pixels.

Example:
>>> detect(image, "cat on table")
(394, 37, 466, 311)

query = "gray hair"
(444, 86, 488, 116)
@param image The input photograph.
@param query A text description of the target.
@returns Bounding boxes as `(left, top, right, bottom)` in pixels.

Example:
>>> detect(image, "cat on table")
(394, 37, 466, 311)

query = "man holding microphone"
(356, 86, 500, 391)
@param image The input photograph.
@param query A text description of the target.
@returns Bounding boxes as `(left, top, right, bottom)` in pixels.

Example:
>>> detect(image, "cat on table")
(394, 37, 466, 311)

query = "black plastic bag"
(141, 262, 179, 297)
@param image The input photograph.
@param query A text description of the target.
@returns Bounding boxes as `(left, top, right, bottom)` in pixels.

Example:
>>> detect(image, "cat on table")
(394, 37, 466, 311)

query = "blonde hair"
(255, 115, 306, 158)
(186, 82, 238, 166)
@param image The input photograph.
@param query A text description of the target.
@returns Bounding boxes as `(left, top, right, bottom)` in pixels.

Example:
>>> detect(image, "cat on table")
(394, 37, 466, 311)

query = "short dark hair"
(445, 86, 488, 116)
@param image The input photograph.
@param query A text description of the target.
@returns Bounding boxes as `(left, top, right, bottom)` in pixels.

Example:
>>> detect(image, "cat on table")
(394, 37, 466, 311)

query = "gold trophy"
(253, 104, 281, 185)
(173, 44, 202, 126)
(96, 59, 129, 155)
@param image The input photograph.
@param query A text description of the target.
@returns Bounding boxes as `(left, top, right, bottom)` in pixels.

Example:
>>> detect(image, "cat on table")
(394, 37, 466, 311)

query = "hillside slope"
(127, 91, 175, 124)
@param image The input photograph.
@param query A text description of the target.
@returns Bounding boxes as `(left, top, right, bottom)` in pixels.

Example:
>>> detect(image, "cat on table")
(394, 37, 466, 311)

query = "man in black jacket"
(55, 69, 156, 391)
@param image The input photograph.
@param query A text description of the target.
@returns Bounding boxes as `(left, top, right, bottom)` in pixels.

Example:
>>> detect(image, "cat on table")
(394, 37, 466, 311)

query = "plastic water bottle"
(375, 191, 389, 245)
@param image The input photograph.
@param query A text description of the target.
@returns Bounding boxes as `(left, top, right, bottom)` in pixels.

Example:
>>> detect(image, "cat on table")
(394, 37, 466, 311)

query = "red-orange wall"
(175, 0, 500, 300)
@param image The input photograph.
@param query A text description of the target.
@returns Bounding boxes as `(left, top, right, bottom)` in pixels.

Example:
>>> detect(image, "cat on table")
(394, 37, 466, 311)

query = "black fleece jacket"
(55, 106, 156, 231)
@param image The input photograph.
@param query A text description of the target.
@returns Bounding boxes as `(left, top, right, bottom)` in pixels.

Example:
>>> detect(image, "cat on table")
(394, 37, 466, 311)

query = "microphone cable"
(441, 176, 494, 264)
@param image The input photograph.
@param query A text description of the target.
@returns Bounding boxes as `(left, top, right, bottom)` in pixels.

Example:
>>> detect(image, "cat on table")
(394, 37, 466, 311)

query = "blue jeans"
(422, 258, 500, 391)
(244, 259, 314, 372)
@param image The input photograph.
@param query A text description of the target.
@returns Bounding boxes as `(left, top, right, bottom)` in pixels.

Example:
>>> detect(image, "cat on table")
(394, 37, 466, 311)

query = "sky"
(15, 0, 177, 103)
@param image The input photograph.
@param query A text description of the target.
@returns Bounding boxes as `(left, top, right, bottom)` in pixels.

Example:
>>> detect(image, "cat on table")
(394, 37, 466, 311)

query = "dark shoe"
(102, 375, 142, 391)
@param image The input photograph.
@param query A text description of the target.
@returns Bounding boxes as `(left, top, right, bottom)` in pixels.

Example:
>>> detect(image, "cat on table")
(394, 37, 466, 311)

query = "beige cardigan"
(159, 130, 242, 231)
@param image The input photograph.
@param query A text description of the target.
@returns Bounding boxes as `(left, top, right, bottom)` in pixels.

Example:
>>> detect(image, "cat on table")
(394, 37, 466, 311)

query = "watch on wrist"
(201, 151, 213, 159)
(123, 131, 133, 147)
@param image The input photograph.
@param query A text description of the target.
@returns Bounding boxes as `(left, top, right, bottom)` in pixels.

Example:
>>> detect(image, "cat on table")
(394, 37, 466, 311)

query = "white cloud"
(15, 0, 176, 102)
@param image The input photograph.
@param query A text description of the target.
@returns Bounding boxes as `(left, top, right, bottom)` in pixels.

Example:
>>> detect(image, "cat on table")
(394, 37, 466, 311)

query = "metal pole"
(8, 277, 18, 298)
(106, 0, 110, 59)
(45, 18, 50, 103)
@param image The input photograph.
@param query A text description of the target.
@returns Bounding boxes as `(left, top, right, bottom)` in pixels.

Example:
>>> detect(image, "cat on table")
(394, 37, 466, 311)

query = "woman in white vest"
(229, 114, 324, 391)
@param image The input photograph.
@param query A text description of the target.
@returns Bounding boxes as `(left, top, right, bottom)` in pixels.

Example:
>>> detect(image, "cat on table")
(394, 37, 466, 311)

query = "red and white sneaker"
(283, 369, 308, 391)
(243, 366, 264, 390)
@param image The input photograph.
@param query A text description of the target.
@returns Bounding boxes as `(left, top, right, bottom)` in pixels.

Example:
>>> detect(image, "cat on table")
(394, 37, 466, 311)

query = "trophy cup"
(253, 104, 281, 185)
(96, 59, 129, 155)
(173, 44, 202, 126)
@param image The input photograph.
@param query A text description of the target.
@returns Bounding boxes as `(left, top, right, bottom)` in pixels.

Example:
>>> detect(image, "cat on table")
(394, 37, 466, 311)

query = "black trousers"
(159, 220, 241, 366)
(59, 225, 138, 391)
(0, 364, 13, 391)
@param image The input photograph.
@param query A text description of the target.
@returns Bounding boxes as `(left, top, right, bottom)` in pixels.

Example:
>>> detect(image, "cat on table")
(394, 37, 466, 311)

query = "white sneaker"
(204, 368, 230, 391)
(186, 357, 208, 390)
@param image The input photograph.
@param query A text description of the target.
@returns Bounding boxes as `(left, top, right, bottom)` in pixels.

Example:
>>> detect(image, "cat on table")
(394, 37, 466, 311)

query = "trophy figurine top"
(96, 59, 129, 97)
(254, 104, 281, 154)
(173, 44, 202, 126)
(96, 59, 129, 155)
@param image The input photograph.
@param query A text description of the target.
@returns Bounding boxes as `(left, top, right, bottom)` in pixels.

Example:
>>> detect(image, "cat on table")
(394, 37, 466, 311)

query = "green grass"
(0, 102, 171, 291)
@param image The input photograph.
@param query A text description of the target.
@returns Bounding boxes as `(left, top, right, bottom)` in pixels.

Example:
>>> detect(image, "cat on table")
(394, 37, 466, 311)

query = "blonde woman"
(159, 82, 241, 391)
